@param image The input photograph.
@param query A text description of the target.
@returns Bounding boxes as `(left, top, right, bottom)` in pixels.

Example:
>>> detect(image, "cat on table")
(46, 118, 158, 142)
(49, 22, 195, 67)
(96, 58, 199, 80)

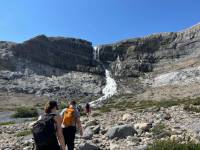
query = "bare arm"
(54, 115, 65, 150)
(76, 117, 83, 136)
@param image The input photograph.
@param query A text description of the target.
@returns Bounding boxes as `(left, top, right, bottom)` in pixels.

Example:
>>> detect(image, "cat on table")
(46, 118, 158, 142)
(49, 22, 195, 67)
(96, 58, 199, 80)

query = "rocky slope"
(2, 104, 200, 150)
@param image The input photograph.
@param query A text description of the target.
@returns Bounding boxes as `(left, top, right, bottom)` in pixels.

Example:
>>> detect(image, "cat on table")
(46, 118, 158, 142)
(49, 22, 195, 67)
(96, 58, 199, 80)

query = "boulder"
(134, 144, 148, 150)
(93, 125, 101, 134)
(109, 143, 119, 150)
(82, 127, 93, 140)
(79, 143, 100, 150)
(105, 124, 137, 139)
(85, 119, 99, 127)
(134, 123, 152, 132)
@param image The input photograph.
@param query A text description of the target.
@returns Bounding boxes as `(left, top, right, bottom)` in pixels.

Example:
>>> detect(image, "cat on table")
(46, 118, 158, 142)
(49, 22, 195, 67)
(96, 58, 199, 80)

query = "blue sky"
(0, 0, 200, 45)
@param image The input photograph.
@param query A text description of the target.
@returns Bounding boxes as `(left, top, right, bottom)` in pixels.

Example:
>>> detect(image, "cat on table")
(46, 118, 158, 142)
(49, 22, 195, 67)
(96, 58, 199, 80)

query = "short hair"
(44, 100, 58, 114)
(70, 100, 76, 106)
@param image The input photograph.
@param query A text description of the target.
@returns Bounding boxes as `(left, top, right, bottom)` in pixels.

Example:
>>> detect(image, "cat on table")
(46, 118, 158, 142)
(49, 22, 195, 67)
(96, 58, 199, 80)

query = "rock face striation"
(1, 23, 200, 104)
(0, 35, 104, 102)
(96, 23, 200, 100)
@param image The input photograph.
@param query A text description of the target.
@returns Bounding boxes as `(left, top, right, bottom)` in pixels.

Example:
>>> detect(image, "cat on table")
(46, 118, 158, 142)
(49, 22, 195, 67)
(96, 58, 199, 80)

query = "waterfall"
(90, 46, 117, 107)
(93, 46, 100, 60)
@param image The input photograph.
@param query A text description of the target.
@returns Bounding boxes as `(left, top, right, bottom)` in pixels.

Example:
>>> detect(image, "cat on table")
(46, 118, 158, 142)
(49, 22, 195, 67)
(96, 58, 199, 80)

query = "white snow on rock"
(153, 66, 200, 87)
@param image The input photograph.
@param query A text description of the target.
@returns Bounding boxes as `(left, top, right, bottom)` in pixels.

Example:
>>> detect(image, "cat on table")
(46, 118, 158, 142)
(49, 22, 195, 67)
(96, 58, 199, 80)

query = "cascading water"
(93, 46, 100, 60)
(90, 46, 117, 107)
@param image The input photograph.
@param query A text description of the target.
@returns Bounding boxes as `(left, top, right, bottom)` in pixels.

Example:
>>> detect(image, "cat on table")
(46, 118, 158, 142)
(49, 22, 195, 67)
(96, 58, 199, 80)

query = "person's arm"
(76, 117, 83, 136)
(54, 115, 65, 150)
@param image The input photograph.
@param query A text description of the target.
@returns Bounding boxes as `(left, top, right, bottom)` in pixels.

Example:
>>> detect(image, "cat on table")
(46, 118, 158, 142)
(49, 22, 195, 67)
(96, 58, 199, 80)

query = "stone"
(156, 131, 171, 139)
(134, 144, 148, 150)
(134, 123, 152, 132)
(93, 125, 101, 134)
(122, 113, 132, 121)
(82, 127, 94, 140)
(109, 143, 119, 150)
(163, 113, 171, 120)
(79, 143, 100, 150)
(105, 124, 137, 139)
(85, 119, 98, 127)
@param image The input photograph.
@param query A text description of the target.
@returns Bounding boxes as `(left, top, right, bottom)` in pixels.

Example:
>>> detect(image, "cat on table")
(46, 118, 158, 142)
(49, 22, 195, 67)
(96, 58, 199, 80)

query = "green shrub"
(12, 107, 38, 118)
(99, 106, 111, 113)
(92, 112, 102, 117)
(151, 123, 166, 135)
(16, 130, 31, 137)
(147, 140, 200, 150)
(0, 121, 15, 126)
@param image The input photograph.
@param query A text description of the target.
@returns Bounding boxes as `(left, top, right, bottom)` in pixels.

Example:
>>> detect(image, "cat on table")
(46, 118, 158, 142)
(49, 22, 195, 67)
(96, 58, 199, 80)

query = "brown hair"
(69, 100, 77, 106)
(44, 101, 58, 114)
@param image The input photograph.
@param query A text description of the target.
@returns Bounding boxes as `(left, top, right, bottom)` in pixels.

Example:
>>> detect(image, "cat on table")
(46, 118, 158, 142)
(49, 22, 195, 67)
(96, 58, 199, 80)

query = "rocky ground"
(1, 104, 200, 150)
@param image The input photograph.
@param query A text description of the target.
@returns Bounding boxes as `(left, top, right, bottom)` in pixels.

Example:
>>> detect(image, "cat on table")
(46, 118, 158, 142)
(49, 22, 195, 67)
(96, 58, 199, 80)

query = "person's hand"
(61, 145, 66, 150)
(80, 128, 83, 136)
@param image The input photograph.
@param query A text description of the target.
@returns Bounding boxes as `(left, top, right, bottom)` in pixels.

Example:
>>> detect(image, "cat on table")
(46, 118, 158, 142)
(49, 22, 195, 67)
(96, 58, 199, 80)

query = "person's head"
(69, 100, 77, 106)
(44, 100, 58, 114)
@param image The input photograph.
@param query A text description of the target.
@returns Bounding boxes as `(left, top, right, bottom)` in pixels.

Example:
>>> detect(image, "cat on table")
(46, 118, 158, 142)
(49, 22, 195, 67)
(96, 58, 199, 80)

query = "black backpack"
(32, 114, 57, 147)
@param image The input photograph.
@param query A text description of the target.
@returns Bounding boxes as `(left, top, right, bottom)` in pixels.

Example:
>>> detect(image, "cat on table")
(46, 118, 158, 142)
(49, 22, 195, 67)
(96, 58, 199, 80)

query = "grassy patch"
(92, 112, 102, 117)
(12, 107, 38, 118)
(151, 123, 166, 135)
(16, 130, 31, 137)
(99, 100, 183, 112)
(99, 96, 200, 112)
(0, 121, 15, 126)
(147, 140, 200, 150)
(80, 111, 87, 116)
(98, 106, 111, 113)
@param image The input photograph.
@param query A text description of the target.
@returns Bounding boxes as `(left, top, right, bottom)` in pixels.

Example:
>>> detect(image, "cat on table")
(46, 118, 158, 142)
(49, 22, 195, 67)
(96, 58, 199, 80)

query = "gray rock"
(93, 125, 101, 134)
(79, 143, 100, 150)
(134, 144, 148, 150)
(85, 119, 99, 127)
(105, 124, 137, 139)
(83, 127, 93, 140)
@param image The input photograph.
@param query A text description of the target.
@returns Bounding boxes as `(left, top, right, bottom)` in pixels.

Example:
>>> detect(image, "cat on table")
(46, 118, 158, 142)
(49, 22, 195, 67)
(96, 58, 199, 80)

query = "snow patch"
(152, 66, 200, 87)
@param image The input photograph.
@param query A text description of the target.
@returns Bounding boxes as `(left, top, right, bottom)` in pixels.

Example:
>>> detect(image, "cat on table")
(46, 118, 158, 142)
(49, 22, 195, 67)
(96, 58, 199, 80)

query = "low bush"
(99, 106, 111, 113)
(12, 107, 38, 118)
(16, 130, 31, 137)
(151, 123, 166, 135)
(147, 140, 200, 150)
(0, 121, 15, 126)
(92, 112, 102, 117)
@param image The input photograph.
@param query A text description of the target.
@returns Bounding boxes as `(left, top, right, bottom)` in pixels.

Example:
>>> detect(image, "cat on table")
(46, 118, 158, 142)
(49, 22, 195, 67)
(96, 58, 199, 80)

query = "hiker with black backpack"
(32, 101, 66, 150)
(60, 100, 83, 150)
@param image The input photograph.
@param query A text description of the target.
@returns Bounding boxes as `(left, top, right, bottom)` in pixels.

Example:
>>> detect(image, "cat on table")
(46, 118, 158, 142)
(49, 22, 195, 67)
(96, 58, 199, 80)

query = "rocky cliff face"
(0, 36, 104, 102)
(98, 23, 200, 100)
(8, 35, 103, 75)
(1, 24, 200, 104)
(99, 24, 200, 78)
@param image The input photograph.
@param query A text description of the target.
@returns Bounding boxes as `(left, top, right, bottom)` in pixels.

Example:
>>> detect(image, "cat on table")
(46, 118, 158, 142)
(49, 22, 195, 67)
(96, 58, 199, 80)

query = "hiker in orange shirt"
(60, 100, 83, 150)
